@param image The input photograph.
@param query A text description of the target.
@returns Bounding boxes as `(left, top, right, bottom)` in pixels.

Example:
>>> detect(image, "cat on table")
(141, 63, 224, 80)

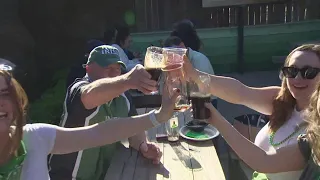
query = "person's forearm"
(53, 110, 166, 154)
(129, 131, 148, 150)
(193, 70, 247, 104)
(212, 113, 269, 171)
(81, 75, 130, 109)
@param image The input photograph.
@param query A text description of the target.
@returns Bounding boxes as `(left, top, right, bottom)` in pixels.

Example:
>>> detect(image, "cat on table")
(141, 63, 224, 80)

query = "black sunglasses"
(281, 67, 320, 79)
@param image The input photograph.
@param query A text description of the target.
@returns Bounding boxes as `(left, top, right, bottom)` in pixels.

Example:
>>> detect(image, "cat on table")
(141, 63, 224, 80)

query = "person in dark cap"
(49, 45, 162, 180)
(66, 39, 105, 89)
(0, 56, 179, 180)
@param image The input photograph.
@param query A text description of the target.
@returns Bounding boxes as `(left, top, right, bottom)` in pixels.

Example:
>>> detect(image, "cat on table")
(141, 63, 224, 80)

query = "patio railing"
(130, 0, 320, 32)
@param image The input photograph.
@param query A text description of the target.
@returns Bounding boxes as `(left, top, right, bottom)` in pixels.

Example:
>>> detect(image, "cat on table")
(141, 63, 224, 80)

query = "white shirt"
(254, 108, 305, 180)
(21, 124, 56, 180)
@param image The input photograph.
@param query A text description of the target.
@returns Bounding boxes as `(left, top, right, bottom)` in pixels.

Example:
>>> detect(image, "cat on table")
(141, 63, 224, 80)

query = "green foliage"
(28, 69, 68, 125)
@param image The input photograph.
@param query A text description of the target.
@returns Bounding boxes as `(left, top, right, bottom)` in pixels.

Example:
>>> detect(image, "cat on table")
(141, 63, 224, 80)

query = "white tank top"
(254, 107, 306, 180)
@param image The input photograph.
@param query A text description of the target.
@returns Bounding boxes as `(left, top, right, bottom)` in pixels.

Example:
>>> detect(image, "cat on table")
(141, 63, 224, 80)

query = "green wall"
(131, 20, 320, 74)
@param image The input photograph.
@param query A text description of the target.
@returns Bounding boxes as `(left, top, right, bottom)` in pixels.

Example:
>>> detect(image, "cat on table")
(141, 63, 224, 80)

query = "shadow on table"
(133, 154, 170, 180)
(170, 141, 202, 170)
(149, 162, 170, 179)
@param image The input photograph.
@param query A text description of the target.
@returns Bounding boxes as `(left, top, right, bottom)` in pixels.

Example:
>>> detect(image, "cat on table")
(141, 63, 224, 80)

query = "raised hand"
(124, 64, 157, 94)
(156, 81, 180, 123)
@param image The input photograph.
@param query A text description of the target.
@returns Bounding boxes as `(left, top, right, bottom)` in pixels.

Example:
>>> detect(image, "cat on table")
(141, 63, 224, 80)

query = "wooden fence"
(130, 0, 320, 32)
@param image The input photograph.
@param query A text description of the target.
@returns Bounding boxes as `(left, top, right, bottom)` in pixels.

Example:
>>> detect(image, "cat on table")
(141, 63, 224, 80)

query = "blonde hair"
(0, 70, 28, 155)
(305, 82, 320, 161)
(270, 44, 320, 132)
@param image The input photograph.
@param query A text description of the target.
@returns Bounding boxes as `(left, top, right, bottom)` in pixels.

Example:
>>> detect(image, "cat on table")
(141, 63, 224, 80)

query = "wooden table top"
(104, 108, 225, 180)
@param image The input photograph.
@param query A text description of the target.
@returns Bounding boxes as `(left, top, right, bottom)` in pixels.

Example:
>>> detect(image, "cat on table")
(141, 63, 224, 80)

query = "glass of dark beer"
(188, 75, 211, 121)
(144, 46, 165, 94)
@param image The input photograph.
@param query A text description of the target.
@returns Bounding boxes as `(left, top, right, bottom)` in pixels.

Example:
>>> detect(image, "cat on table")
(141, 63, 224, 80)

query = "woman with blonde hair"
(203, 80, 320, 179)
(181, 44, 320, 179)
(0, 64, 179, 180)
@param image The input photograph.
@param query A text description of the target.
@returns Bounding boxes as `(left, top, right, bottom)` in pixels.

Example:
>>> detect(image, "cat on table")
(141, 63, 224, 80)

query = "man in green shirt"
(49, 45, 161, 180)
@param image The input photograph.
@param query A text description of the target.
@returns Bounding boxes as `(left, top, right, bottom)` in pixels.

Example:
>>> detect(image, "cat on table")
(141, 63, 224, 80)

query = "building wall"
(131, 20, 320, 74)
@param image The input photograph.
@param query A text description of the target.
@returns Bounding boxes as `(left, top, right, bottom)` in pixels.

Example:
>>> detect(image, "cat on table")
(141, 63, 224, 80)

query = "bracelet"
(149, 109, 161, 127)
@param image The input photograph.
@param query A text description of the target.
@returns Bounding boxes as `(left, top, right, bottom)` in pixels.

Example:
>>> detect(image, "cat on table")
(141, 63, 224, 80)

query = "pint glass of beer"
(144, 46, 165, 94)
(188, 75, 211, 121)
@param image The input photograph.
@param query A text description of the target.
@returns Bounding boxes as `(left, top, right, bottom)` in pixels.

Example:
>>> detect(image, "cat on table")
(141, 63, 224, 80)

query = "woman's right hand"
(156, 82, 180, 123)
(182, 55, 198, 81)
(165, 55, 198, 82)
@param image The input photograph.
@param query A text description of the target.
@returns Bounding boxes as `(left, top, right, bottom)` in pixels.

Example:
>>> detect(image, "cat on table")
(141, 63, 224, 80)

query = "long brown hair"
(305, 83, 320, 161)
(0, 70, 29, 155)
(269, 44, 320, 132)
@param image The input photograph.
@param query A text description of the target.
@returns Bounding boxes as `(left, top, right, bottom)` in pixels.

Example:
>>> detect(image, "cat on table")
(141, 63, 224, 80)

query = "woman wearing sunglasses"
(0, 65, 179, 180)
(181, 44, 320, 179)
(203, 81, 320, 180)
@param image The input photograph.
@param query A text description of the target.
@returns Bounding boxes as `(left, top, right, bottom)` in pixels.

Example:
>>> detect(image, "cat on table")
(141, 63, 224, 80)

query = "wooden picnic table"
(105, 108, 226, 180)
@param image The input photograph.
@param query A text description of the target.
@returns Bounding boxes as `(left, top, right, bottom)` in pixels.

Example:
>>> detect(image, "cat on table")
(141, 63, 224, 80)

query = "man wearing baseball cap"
(49, 45, 160, 180)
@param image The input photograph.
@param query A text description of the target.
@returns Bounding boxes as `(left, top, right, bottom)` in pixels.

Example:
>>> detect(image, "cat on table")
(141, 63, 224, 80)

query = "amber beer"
(190, 92, 211, 120)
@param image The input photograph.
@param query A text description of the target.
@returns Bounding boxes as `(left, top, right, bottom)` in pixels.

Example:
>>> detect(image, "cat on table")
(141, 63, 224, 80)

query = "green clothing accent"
(86, 45, 126, 68)
(252, 171, 269, 180)
(0, 141, 26, 180)
(75, 95, 129, 180)
(49, 78, 133, 180)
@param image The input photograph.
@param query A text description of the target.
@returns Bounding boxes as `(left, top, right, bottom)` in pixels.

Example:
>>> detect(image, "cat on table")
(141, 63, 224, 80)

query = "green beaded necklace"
(269, 122, 307, 147)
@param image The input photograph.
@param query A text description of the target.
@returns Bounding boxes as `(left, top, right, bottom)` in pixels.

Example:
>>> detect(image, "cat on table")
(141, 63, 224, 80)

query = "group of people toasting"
(1, 34, 320, 180)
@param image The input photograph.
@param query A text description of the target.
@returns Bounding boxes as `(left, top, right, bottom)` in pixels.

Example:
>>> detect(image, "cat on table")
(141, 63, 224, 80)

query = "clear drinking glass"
(188, 75, 211, 121)
(144, 46, 165, 94)
(166, 75, 190, 112)
(165, 111, 180, 142)
(162, 47, 187, 71)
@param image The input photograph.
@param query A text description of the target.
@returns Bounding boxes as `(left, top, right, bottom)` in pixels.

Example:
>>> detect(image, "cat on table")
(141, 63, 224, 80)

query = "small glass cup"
(188, 75, 211, 121)
(162, 47, 187, 71)
(165, 112, 180, 142)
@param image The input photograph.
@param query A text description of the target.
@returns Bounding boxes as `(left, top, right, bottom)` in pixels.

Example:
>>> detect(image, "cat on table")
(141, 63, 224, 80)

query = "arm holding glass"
(51, 84, 180, 155)
(203, 102, 306, 173)
(181, 56, 280, 115)
(81, 65, 157, 109)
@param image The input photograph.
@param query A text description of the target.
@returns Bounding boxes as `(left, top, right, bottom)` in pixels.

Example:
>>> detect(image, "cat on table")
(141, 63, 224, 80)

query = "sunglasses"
(281, 67, 320, 79)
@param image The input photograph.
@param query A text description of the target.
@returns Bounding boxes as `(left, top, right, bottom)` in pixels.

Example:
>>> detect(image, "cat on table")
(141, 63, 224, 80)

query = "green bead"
(269, 126, 301, 147)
